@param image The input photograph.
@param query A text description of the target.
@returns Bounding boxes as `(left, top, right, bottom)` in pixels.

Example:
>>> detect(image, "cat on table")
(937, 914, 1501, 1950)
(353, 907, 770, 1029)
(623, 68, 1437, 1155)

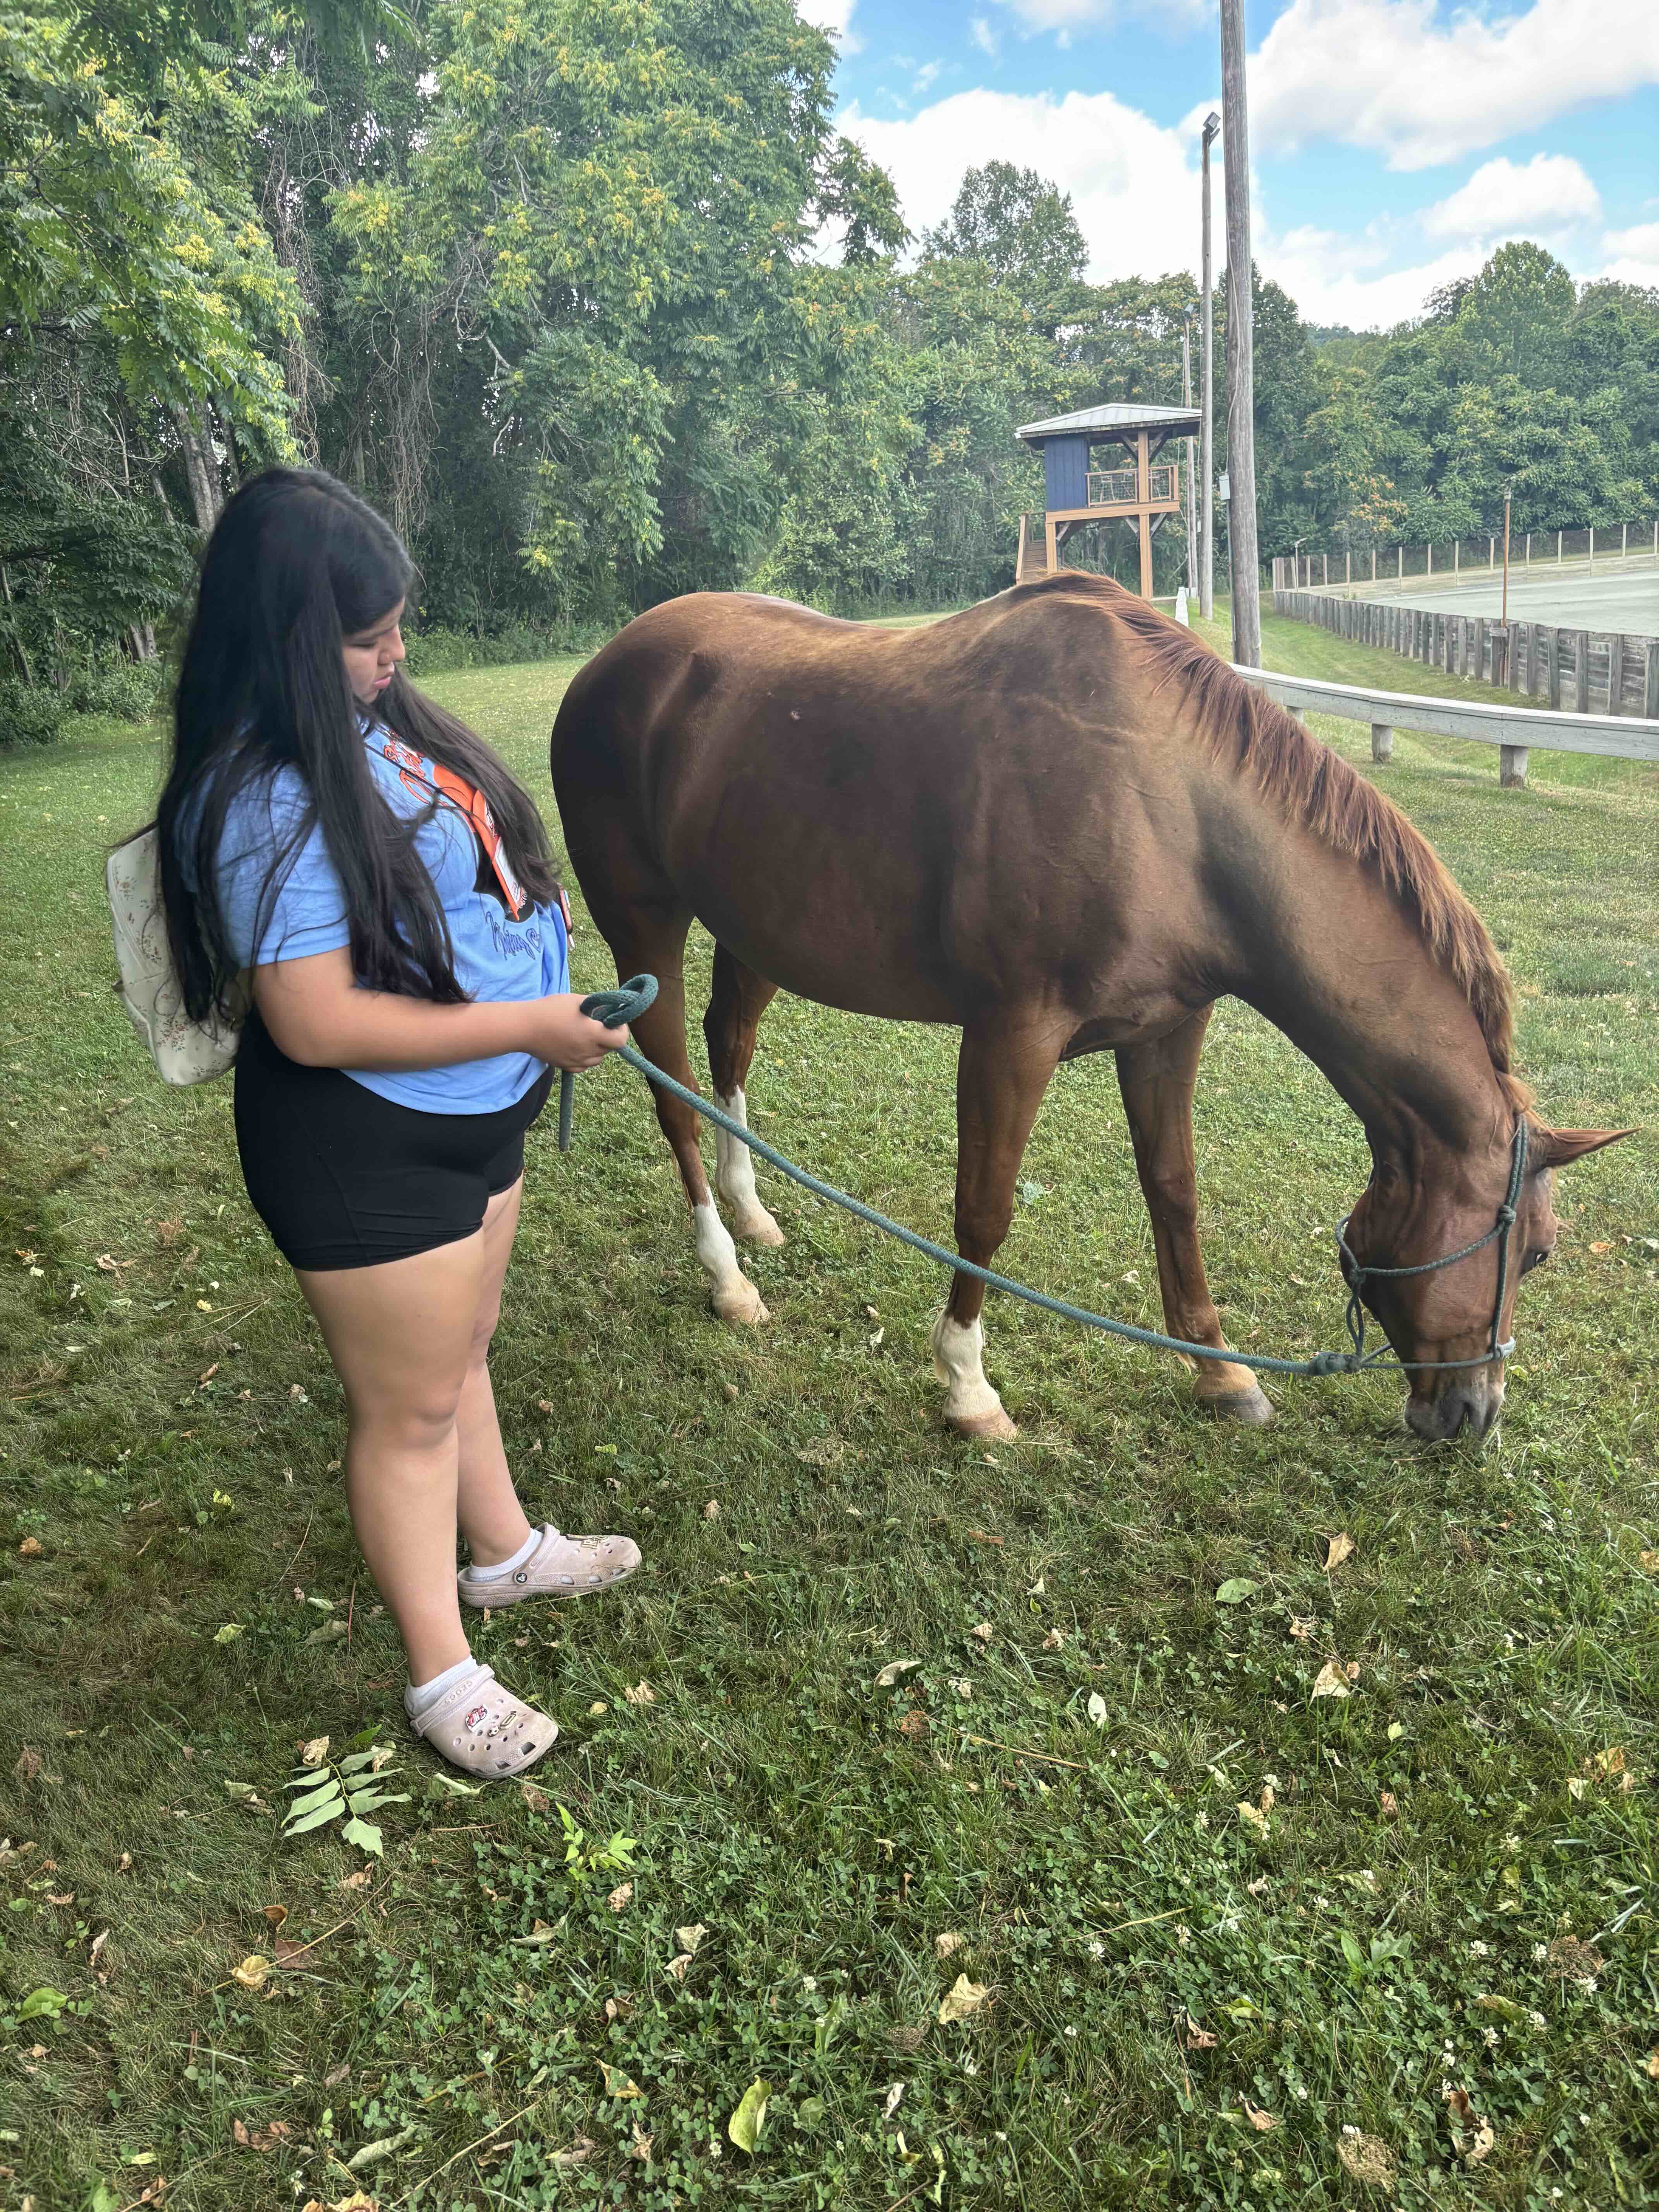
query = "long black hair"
(157, 467, 557, 1020)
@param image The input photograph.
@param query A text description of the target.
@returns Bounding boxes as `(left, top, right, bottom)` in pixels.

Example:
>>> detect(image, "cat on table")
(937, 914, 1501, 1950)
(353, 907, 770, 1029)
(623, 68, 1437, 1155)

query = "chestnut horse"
(550, 574, 1625, 1442)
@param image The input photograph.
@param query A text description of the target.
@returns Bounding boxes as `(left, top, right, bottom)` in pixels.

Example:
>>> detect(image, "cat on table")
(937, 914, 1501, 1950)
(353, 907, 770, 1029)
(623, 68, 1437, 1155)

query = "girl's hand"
(528, 993, 630, 1071)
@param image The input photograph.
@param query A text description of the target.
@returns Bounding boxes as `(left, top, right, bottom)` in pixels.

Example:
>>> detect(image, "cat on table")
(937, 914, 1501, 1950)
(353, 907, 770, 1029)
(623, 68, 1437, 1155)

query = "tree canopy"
(3, 0, 1657, 723)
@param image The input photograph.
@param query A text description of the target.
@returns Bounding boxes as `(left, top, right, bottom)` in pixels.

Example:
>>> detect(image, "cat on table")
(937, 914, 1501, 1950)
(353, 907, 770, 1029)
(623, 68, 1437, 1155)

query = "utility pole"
(1218, 0, 1261, 666)
(1199, 110, 1220, 621)
(1182, 317, 1198, 597)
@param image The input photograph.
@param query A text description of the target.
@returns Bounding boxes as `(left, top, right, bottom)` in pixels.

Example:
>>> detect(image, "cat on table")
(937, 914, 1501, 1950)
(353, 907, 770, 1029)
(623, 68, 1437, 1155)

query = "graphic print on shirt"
(377, 734, 525, 918)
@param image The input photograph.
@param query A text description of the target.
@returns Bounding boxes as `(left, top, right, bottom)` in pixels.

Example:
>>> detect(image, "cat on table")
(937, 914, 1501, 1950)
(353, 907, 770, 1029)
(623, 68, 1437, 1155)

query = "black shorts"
(234, 1010, 552, 1272)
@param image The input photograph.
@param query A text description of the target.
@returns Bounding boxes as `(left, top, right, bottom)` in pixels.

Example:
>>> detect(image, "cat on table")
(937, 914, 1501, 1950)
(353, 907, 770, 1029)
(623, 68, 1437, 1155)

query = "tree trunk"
(172, 403, 221, 531)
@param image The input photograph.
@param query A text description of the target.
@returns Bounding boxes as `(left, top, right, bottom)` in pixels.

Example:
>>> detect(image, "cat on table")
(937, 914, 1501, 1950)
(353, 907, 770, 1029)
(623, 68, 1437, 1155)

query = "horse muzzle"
(1405, 1369, 1506, 1443)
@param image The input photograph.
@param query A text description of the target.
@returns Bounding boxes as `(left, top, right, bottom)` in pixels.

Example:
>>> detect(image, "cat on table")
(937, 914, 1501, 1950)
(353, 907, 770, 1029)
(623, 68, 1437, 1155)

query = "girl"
(157, 469, 638, 1778)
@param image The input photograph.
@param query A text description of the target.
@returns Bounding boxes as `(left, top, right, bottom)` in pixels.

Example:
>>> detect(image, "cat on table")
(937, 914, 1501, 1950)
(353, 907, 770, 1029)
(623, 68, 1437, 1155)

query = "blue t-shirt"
(210, 725, 567, 1114)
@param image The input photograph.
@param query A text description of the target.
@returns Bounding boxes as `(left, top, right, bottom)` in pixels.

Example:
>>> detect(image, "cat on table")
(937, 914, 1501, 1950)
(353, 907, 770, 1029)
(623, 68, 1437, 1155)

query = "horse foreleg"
(933, 1014, 1067, 1441)
(1114, 1009, 1273, 1424)
(704, 943, 784, 1247)
(613, 916, 768, 1327)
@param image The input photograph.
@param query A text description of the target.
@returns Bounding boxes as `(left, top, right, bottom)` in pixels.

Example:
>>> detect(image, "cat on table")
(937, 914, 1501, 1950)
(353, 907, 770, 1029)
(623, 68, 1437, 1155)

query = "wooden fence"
(1271, 587, 1659, 721)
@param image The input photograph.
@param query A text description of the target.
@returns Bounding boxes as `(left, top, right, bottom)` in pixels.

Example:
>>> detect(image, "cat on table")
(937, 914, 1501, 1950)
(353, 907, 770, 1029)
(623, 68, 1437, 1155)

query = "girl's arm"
(253, 948, 627, 1072)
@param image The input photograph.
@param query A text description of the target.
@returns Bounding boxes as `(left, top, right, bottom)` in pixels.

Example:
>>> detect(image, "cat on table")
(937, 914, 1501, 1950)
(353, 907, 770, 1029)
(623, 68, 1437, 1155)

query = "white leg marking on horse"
(714, 1087, 785, 1245)
(693, 1198, 768, 1325)
(930, 1312, 1013, 1434)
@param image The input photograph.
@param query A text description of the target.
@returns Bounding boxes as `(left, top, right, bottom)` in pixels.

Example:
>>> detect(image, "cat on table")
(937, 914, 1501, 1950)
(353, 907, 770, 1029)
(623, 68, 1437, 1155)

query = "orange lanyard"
(380, 738, 525, 919)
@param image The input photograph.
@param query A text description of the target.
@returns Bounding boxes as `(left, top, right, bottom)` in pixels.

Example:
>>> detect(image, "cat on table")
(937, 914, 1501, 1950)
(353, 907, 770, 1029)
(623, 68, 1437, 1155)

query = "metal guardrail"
(1235, 664, 1659, 788)
(1086, 465, 1177, 508)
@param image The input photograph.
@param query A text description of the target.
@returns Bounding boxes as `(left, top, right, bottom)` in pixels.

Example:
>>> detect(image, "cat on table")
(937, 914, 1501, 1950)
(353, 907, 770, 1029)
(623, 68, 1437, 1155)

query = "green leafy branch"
(282, 1735, 410, 1858)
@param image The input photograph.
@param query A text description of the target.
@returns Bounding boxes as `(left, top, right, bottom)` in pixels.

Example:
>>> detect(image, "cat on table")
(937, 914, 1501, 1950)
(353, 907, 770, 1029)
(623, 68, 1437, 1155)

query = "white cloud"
(992, 0, 1211, 31)
(1596, 222, 1659, 291)
(1423, 154, 1601, 242)
(842, 86, 1198, 280)
(1234, 0, 1659, 172)
(969, 16, 1000, 58)
(1261, 230, 1480, 329)
(914, 60, 943, 92)
(799, 0, 862, 55)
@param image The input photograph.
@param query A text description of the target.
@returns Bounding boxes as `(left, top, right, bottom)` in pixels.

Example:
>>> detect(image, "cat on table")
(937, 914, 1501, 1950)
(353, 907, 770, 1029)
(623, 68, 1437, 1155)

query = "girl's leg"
(297, 1230, 491, 1686)
(453, 1176, 536, 1568)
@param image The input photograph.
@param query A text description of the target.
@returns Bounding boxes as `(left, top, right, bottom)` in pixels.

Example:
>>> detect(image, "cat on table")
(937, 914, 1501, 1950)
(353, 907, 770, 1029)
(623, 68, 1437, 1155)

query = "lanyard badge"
(381, 738, 525, 919)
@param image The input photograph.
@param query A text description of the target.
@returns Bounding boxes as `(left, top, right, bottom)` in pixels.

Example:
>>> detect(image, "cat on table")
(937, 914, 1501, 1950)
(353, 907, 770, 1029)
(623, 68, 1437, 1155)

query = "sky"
(801, 0, 1659, 332)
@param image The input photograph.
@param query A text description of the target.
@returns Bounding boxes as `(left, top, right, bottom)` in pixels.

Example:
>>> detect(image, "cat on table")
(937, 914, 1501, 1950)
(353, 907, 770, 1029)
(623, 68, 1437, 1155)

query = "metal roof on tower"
(1015, 401, 1202, 444)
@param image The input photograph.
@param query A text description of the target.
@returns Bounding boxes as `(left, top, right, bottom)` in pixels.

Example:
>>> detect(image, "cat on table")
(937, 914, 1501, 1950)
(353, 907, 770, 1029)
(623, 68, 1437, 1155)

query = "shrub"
(65, 661, 167, 722)
(402, 620, 608, 677)
(0, 680, 68, 747)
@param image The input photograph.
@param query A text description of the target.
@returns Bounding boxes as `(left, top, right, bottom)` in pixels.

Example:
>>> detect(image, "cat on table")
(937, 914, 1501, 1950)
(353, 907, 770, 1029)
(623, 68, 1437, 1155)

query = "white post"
(1398, 545, 1403, 579)
(1489, 535, 1495, 568)
(1557, 530, 1563, 565)
(1455, 539, 1460, 574)
(1427, 542, 1433, 576)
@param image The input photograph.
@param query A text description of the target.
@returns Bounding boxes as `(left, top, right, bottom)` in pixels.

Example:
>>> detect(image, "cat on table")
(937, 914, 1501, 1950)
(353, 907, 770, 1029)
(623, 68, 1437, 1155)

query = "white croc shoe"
(408, 1663, 558, 1778)
(459, 1522, 641, 1610)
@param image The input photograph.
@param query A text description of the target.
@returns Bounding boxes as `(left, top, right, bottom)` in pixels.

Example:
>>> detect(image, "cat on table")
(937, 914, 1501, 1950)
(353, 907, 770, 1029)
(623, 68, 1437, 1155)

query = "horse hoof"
(948, 1405, 1018, 1442)
(711, 1277, 769, 1326)
(731, 1205, 786, 1249)
(1201, 1384, 1275, 1426)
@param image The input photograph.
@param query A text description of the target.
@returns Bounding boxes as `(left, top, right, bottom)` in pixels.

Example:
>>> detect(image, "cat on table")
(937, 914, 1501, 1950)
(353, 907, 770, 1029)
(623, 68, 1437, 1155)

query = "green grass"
(2, 620, 1657, 2212)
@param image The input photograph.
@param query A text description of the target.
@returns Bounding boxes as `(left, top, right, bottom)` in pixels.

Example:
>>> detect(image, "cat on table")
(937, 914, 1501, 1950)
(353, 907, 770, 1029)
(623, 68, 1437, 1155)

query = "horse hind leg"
(933, 1012, 1068, 1441)
(704, 943, 785, 1247)
(599, 904, 768, 1327)
(1114, 1008, 1273, 1424)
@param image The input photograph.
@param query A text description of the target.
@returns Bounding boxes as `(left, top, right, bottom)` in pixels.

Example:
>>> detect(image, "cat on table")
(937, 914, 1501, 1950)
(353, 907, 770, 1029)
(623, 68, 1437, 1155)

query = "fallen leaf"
(875, 1658, 924, 1689)
(231, 1954, 271, 1991)
(306, 1619, 348, 1645)
(883, 2081, 905, 2119)
(300, 1736, 330, 1767)
(1594, 1746, 1627, 1777)
(1567, 1776, 1589, 1801)
(213, 1623, 244, 1644)
(17, 1536, 42, 1559)
(1639, 1550, 1658, 1572)
(1324, 1530, 1357, 1573)
(1288, 1615, 1317, 1641)
(289, 1382, 309, 1400)
(1444, 2086, 1495, 2162)
(263, 1904, 289, 1930)
(599, 2062, 643, 2099)
(967, 1528, 1003, 1546)
(623, 1680, 656, 1706)
(1237, 1800, 1271, 1838)
(346, 2123, 417, 2171)
(667, 1953, 694, 1980)
(970, 1621, 994, 1644)
(675, 1922, 708, 1954)
(1589, 1241, 1612, 1254)
(1246, 1875, 1269, 1897)
(550, 2135, 597, 2169)
(1380, 1791, 1398, 1818)
(1645, 2051, 1659, 2080)
(1242, 2097, 1277, 2132)
(1311, 1660, 1356, 1699)
(1474, 1994, 1526, 2023)
(232, 2117, 290, 2151)
(935, 1930, 965, 1961)
(607, 1881, 634, 1913)
(937, 1973, 990, 2024)
(629, 2124, 653, 2163)
(702, 1499, 720, 1519)
(727, 2077, 771, 2152)
(587, 1701, 608, 1717)
(897, 1709, 929, 1739)
(1215, 1578, 1258, 1605)
(513, 1919, 557, 1947)
(1336, 2128, 1396, 2186)
(1041, 1628, 1066, 1650)
(1181, 2012, 1218, 2049)
(338, 1867, 371, 1892)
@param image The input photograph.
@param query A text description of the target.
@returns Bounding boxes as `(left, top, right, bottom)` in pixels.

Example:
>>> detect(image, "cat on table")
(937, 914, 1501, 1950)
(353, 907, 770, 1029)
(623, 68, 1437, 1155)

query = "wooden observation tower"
(1014, 401, 1200, 597)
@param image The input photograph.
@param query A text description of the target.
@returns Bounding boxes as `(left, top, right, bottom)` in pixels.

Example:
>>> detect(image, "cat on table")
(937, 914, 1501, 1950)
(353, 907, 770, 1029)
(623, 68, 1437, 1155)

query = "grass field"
(2, 604, 1657, 2212)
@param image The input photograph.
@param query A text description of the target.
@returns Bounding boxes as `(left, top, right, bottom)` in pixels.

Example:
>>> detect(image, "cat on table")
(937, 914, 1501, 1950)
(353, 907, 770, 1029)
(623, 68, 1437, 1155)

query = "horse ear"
(1536, 1127, 1637, 1168)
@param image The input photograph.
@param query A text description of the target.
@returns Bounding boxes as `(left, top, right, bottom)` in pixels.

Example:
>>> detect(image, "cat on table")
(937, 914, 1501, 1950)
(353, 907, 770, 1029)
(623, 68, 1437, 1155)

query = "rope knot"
(1307, 1349, 1359, 1376)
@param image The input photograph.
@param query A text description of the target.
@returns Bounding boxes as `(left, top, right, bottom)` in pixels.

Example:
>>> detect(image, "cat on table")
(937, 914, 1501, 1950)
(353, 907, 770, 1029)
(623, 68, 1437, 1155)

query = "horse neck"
(1223, 821, 1513, 1175)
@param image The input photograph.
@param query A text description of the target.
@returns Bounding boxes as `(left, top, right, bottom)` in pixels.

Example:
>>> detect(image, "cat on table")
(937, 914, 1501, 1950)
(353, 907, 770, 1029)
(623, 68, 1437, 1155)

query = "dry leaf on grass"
(623, 1680, 656, 1706)
(1645, 2050, 1659, 2080)
(299, 1735, 330, 1766)
(676, 1922, 708, 1953)
(263, 1903, 288, 1930)
(1288, 1615, 1317, 1641)
(969, 1621, 994, 1644)
(937, 1973, 990, 2024)
(874, 1658, 923, 1689)
(599, 2062, 643, 2099)
(883, 2081, 905, 2120)
(1180, 2012, 1218, 2050)
(1311, 1659, 1359, 1699)
(934, 1930, 965, 1961)
(17, 1535, 42, 1558)
(1323, 1530, 1357, 1572)
(231, 1954, 271, 1991)
(667, 1952, 695, 1980)
(1041, 1628, 1066, 1650)
(607, 1882, 634, 1913)
(232, 2117, 291, 2151)
(1237, 1800, 1271, 1838)
(897, 1709, 929, 1739)
(301, 2195, 379, 2212)
(1242, 2097, 1277, 2132)
(1380, 1790, 1398, 1817)
(1336, 2128, 1396, 2186)
(629, 2125, 653, 2162)
(1444, 2086, 1495, 2162)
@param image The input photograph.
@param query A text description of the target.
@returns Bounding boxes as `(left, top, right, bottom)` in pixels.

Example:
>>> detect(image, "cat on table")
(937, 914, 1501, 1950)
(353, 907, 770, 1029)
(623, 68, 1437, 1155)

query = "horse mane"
(1030, 575, 1529, 1109)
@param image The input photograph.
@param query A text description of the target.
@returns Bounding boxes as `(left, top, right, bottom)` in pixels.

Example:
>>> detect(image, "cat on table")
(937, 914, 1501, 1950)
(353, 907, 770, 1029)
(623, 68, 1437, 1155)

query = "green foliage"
(281, 1738, 411, 1858)
(0, 678, 68, 747)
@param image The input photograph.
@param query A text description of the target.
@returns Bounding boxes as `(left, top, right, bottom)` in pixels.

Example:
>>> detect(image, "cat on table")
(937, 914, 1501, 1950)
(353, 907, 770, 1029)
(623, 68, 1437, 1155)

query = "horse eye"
(1522, 1248, 1549, 1274)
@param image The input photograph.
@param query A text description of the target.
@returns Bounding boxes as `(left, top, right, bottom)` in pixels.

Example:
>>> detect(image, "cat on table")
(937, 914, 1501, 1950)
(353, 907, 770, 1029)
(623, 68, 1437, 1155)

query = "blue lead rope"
(558, 975, 1523, 1382)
